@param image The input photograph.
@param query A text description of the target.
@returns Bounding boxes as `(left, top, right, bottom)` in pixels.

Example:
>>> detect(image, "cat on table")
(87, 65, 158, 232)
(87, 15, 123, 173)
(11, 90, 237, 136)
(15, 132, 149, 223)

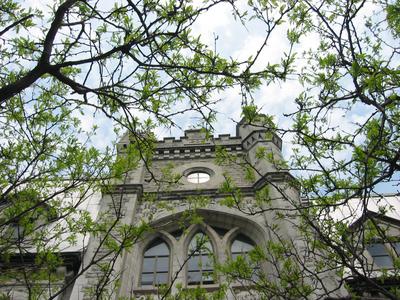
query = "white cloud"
(191, 2, 235, 47)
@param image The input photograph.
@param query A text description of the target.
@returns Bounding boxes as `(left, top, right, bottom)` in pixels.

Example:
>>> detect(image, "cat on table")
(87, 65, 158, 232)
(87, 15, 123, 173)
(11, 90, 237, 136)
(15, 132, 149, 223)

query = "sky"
(38, 0, 305, 153)
(159, 1, 301, 138)
(17, 0, 303, 151)
(18, 0, 399, 195)
(20, 0, 360, 144)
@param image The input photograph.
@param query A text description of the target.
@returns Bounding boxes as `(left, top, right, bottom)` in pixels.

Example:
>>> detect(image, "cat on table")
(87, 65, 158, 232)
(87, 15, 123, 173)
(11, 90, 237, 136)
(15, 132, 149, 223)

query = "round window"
(187, 172, 210, 184)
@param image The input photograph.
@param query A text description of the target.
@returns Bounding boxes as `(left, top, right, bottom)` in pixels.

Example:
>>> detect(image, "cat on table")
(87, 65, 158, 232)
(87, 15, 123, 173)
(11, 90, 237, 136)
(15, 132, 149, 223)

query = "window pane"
(374, 256, 393, 268)
(394, 242, 400, 256)
(155, 272, 168, 284)
(187, 173, 198, 182)
(187, 172, 210, 184)
(231, 253, 240, 260)
(188, 255, 213, 271)
(188, 255, 201, 271)
(232, 234, 254, 253)
(189, 233, 212, 253)
(145, 241, 169, 256)
(232, 240, 253, 253)
(231, 235, 255, 262)
(197, 173, 210, 183)
(367, 243, 386, 256)
(157, 256, 169, 272)
(367, 243, 393, 268)
(142, 257, 154, 272)
(201, 255, 213, 270)
(141, 239, 170, 286)
(187, 232, 214, 285)
(231, 234, 260, 280)
(202, 271, 214, 284)
(141, 273, 154, 286)
(188, 271, 202, 284)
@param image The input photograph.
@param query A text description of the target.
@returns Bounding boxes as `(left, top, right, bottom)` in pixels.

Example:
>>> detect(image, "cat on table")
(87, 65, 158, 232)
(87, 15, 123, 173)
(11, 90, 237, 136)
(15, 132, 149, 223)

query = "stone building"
(346, 210, 400, 299)
(66, 118, 343, 300)
(2, 118, 350, 299)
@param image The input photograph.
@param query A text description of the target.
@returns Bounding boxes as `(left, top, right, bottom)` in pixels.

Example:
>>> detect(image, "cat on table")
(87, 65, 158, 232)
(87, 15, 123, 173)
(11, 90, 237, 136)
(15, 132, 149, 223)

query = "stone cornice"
(104, 184, 143, 196)
(253, 171, 299, 190)
(143, 187, 256, 201)
(144, 171, 299, 200)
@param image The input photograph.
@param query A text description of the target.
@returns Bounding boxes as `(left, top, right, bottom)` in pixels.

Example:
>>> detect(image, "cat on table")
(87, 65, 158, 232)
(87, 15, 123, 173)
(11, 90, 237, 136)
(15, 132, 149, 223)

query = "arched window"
(187, 171, 210, 184)
(187, 232, 214, 285)
(231, 234, 260, 279)
(141, 238, 170, 286)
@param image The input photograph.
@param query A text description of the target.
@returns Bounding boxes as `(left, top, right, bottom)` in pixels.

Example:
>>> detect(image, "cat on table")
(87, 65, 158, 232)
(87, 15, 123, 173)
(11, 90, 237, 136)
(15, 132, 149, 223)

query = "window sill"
(132, 283, 221, 294)
(185, 283, 220, 291)
(131, 287, 159, 294)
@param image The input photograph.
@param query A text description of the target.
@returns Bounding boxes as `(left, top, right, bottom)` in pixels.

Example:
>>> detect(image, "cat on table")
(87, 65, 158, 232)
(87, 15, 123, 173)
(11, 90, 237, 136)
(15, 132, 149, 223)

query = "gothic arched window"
(231, 234, 260, 279)
(141, 238, 170, 286)
(187, 232, 214, 285)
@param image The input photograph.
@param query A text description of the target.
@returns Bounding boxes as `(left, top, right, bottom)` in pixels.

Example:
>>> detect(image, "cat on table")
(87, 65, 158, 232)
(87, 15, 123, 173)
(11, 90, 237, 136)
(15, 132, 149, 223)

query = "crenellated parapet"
(118, 117, 283, 164)
(153, 130, 243, 160)
(241, 130, 282, 151)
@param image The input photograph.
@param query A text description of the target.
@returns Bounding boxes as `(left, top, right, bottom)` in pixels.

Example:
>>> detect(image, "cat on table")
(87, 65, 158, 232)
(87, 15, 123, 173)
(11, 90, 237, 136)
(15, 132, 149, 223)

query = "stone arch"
(134, 231, 176, 288)
(139, 230, 176, 255)
(134, 209, 267, 287)
(224, 228, 257, 252)
(183, 223, 220, 257)
(150, 208, 266, 244)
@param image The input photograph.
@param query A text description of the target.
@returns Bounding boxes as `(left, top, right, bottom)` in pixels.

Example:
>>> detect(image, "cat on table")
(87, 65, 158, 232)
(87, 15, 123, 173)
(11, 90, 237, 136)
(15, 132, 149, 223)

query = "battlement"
(157, 129, 241, 148)
(118, 119, 282, 160)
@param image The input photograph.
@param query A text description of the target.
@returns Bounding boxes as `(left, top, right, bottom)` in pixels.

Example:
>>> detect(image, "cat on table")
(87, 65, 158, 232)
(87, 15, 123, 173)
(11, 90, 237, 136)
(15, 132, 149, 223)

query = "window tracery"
(136, 215, 264, 290)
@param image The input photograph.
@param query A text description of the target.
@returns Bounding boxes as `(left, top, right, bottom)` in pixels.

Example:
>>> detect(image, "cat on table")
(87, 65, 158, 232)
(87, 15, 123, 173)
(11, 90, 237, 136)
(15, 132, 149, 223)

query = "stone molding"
(103, 184, 143, 196)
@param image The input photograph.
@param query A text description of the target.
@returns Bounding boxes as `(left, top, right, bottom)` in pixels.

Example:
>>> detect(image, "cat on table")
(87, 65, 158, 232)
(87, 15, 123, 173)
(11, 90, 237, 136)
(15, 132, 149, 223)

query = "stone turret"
(237, 116, 284, 180)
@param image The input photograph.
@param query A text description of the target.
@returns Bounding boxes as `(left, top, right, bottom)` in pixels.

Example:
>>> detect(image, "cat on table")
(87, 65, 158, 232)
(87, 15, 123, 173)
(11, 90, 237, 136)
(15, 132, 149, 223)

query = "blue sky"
(18, 0, 399, 196)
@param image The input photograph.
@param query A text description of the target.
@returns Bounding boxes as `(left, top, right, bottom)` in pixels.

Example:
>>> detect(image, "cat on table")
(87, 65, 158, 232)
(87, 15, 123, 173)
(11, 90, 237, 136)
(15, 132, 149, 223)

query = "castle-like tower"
(70, 119, 340, 299)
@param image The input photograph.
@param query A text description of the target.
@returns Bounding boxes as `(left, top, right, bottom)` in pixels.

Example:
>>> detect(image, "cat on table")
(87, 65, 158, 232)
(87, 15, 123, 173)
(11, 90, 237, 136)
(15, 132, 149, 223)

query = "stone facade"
(68, 118, 343, 300)
(1, 119, 344, 299)
(3, 119, 400, 299)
